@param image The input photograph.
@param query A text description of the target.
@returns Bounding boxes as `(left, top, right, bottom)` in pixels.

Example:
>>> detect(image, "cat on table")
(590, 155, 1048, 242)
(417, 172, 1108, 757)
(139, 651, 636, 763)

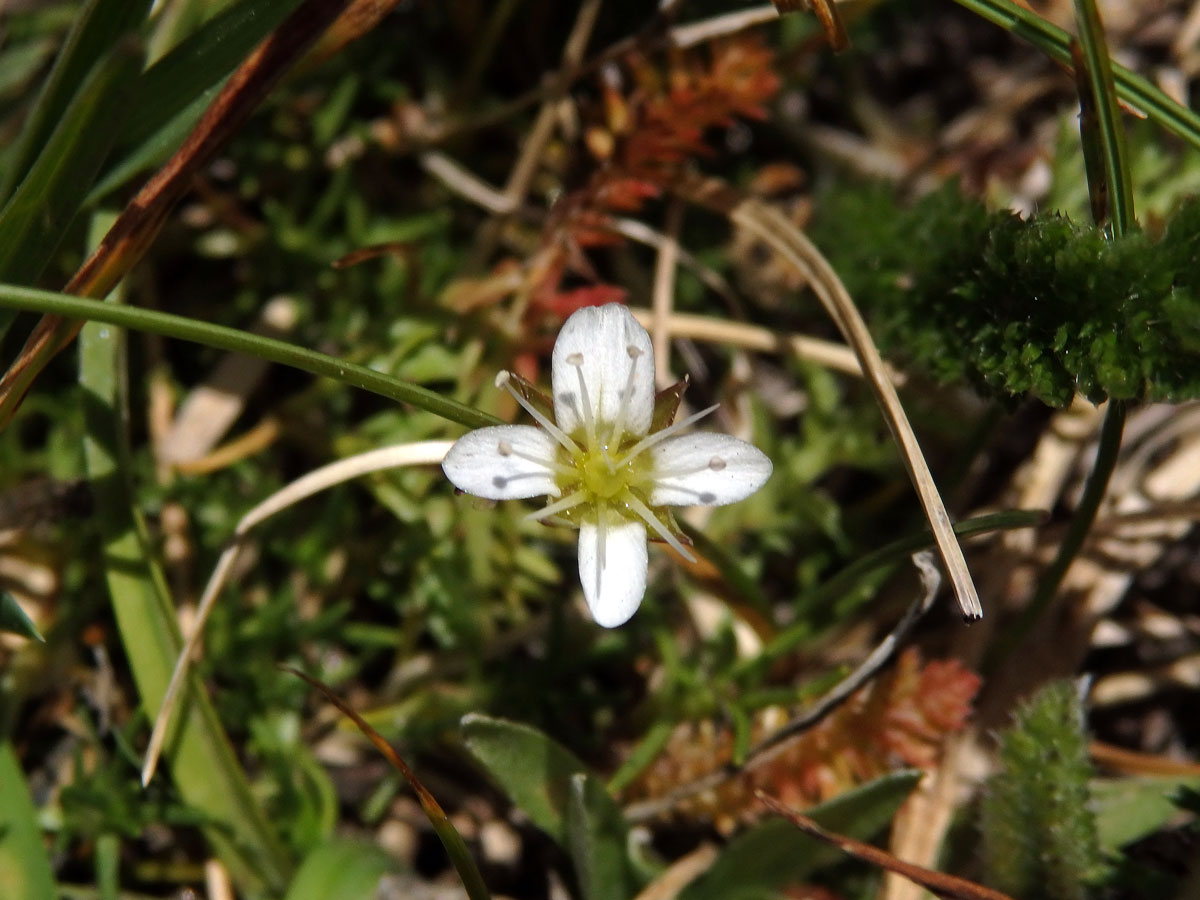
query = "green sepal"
(651, 374, 689, 432)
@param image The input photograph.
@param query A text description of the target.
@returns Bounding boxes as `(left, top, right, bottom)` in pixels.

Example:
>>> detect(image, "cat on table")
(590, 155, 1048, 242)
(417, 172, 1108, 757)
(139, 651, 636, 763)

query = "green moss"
(809, 184, 1200, 406)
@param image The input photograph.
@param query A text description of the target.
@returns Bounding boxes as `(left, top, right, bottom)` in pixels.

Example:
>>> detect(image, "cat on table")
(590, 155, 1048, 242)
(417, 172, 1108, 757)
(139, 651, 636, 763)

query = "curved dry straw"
(141, 439, 454, 786)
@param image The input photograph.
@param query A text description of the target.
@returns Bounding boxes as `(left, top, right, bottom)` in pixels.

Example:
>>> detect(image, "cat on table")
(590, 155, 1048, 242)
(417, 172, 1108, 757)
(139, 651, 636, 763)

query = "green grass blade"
(0, 282, 500, 430)
(0, 742, 57, 899)
(953, 0, 1200, 153)
(0, 591, 44, 641)
(1072, 0, 1134, 236)
(78, 266, 292, 893)
(0, 40, 142, 340)
(0, 0, 151, 203)
(90, 0, 303, 201)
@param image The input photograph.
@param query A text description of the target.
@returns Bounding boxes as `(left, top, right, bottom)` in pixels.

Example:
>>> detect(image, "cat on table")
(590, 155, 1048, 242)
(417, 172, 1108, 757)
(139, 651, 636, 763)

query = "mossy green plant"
(811, 184, 1200, 406)
(980, 680, 1108, 899)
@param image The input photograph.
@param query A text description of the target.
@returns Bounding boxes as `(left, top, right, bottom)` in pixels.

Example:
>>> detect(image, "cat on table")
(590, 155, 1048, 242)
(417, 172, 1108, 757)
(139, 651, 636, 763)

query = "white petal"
(442, 425, 562, 500)
(647, 433, 772, 507)
(578, 514, 647, 627)
(552, 303, 654, 439)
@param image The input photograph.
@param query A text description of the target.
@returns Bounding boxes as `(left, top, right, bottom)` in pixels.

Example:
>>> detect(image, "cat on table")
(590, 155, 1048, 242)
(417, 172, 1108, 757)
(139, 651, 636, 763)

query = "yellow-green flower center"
(580, 451, 631, 500)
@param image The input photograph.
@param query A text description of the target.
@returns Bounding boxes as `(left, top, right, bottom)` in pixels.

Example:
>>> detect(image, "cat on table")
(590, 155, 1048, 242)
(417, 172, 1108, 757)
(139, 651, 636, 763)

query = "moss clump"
(810, 184, 1200, 406)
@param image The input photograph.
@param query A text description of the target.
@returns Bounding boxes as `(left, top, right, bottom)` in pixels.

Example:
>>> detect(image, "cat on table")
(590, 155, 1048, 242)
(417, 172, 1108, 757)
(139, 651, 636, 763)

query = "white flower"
(443, 304, 772, 627)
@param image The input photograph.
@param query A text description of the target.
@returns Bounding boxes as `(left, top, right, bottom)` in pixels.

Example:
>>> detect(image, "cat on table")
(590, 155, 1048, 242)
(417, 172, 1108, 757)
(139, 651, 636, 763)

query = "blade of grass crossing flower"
(283, 667, 491, 900)
(0, 40, 142, 338)
(78, 218, 291, 893)
(90, 0, 304, 201)
(0, 283, 500, 430)
(0, 742, 57, 899)
(1072, 0, 1134, 238)
(952, 0, 1200, 153)
(0, 0, 151, 203)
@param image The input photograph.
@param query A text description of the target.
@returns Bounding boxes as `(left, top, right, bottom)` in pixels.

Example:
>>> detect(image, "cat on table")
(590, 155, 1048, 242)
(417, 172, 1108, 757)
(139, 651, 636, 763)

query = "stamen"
(509, 447, 575, 477)
(566, 355, 598, 450)
(525, 489, 588, 522)
(496, 371, 580, 454)
(497, 440, 513, 456)
(650, 456, 728, 480)
(624, 493, 696, 562)
(596, 503, 607, 600)
(608, 344, 643, 448)
(616, 403, 720, 466)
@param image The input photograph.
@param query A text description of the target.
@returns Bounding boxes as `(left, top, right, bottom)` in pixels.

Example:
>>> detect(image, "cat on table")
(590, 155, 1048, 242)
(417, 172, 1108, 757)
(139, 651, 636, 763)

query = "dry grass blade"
(756, 791, 1016, 900)
(772, 0, 850, 50)
(141, 441, 453, 786)
(281, 665, 492, 900)
(0, 0, 358, 430)
(677, 174, 982, 620)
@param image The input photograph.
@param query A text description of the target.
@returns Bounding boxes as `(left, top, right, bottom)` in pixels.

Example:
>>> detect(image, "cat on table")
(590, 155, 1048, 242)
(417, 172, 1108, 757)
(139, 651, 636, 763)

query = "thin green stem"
(987, 400, 1127, 672)
(0, 283, 500, 430)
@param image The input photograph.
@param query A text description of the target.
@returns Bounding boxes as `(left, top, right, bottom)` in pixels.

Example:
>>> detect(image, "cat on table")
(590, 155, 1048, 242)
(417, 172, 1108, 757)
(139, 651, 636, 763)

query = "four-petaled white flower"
(442, 303, 771, 627)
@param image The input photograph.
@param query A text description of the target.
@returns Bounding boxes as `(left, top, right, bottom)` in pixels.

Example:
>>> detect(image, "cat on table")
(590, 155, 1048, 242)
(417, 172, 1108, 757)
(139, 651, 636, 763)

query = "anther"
(493, 476, 508, 488)
(567, 352, 584, 366)
(626, 344, 643, 359)
(709, 457, 726, 471)
(498, 440, 513, 456)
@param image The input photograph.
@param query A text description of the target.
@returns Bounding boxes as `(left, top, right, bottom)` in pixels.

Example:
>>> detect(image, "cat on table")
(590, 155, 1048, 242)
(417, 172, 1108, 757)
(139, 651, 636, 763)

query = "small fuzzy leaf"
(980, 680, 1107, 900)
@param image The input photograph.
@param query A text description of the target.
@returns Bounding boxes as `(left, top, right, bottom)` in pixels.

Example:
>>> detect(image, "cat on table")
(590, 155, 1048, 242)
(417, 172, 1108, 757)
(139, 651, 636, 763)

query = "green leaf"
(0, 592, 44, 641)
(0, 38, 141, 297)
(461, 713, 592, 845)
(77, 221, 292, 893)
(0, 742, 57, 900)
(90, 0, 303, 201)
(283, 838, 396, 900)
(565, 774, 638, 900)
(680, 770, 923, 900)
(1092, 776, 1200, 854)
(0, 0, 151, 203)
